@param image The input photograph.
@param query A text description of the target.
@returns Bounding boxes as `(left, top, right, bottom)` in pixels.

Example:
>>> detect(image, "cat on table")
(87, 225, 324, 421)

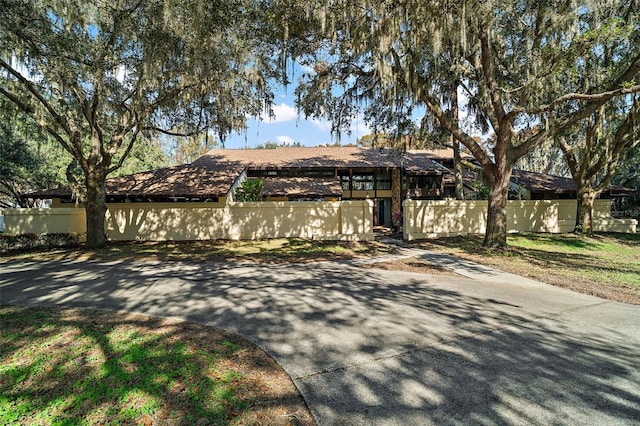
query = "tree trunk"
(574, 184, 597, 237)
(450, 82, 464, 200)
(453, 141, 464, 200)
(84, 168, 108, 248)
(483, 167, 512, 248)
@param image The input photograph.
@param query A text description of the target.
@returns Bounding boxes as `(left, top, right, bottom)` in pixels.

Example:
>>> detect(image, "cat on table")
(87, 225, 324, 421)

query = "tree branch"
(478, 28, 508, 128)
(107, 128, 141, 174)
(0, 86, 75, 156)
(0, 57, 75, 138)
(526, 85, 640, 115)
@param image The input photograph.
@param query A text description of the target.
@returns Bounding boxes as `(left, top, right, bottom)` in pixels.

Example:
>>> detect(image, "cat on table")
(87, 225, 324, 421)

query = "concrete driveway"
(1, 258, 639, 425)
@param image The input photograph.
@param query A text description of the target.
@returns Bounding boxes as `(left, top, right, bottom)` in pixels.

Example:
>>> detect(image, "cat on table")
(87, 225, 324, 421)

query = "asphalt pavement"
(1, 254, 639, 425)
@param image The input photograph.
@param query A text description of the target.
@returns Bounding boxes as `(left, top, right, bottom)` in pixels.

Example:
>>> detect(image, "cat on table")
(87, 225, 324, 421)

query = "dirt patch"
(368, 257, 458, 276)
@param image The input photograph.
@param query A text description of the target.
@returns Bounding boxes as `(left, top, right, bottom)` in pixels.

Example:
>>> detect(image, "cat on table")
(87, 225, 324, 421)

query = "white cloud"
(276, 135, 294, 145)
(263, 103, 298, 124)
(309, 115, 373, 141)
(311, 118, 332, 132)
(349, 117, 373, 138)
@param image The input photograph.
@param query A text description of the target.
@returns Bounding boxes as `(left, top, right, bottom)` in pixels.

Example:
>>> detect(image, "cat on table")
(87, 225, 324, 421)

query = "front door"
(376, 198, 391, 227)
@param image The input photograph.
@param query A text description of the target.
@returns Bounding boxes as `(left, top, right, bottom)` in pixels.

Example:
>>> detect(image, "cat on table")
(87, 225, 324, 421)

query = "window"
(303, 170, 334, 177)
(376, 170, 392, 190)
(352, 174, 374, 191)
(339, 175, 350, 191)
(409, 175, 441, 190)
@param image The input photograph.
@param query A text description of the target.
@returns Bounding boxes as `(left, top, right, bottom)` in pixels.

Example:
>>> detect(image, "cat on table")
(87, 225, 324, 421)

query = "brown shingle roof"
(605, 185, 636, 196)
(406, 148, 473, 162)
(194, 146, 463, 173)
(442, 170, 478, 186)
(29, 186, 74, 198)
(511, 170, 576, 194)
(261, 177, 343, 198)
(403, 151, 452, 175)
(28, 147, 470, 199)
(106, 164, 241, 197)
(29, 164, 241, 199)
(193, 147, 400, 169)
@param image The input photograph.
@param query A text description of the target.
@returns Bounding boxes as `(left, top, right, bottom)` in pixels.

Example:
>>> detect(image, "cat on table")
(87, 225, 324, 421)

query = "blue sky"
(220, 66, 481, 149)
(222, 63, 374, 149)
(222, 90, 373, 149)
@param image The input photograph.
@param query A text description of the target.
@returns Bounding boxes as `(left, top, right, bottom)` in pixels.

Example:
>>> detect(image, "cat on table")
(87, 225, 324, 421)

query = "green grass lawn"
(507, 233, 640, 286)
(416, 233, 640, 304)
(0, 306, 313, 425)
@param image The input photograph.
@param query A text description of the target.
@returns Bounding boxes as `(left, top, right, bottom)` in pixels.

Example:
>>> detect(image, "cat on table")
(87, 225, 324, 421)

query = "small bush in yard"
(15, 233, 39, 247)
(0, 234, 37, 251)
(0, 232, 80, 252)
(38, 232, 80, 247)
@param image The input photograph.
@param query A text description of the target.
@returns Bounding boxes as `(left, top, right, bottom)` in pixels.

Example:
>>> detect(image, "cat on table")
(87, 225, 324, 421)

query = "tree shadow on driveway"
(1, 259, 639, 425)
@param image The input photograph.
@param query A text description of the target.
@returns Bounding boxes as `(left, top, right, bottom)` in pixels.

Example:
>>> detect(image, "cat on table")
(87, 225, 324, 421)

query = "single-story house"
(29, 147, 629, 228)
(33, 147, 449, 226)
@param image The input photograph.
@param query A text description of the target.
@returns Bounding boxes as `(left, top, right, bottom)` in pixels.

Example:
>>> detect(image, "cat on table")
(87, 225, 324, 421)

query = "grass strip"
(0, 306, 314, 425)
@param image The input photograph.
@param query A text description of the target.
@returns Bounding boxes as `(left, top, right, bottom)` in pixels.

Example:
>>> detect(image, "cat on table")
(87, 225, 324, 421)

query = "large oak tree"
(559, 98, 639, 236)
(551, 2, 640, 236)
(0, 99, 168, 208)
(286, 0, 640, 247)
(0, 0, 279, 247)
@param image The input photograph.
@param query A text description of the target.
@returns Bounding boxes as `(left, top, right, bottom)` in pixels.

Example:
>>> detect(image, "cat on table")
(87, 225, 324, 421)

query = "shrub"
(0, 232, 80, 253)
(15, 233, 39, 246)
(472, 182, 490, 200)
(235, 178, 263, 202)
(38, 233, 80, 247)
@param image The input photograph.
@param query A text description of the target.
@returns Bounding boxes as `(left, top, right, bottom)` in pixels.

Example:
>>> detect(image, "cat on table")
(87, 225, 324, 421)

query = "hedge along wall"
(2, 200, 374, 241)
(403, 199, 637, 240)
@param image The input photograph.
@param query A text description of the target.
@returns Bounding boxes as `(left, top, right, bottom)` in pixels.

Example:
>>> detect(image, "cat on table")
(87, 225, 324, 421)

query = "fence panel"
(404, 199, 636, 240)
(1, 208, 86, 236)
(1, 200, 374, 241)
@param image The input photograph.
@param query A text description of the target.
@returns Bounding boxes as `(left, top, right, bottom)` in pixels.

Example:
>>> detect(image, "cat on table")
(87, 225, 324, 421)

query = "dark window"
(303, 170, 334, 177)
(409, 175, 441, 190)
(376, 170, 392, 190)
(106, 196, 219, 203)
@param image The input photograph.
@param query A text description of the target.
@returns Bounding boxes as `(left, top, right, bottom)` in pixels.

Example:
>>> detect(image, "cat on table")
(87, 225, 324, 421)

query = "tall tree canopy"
(550, 1, 640, 236)
(0, 123, 56, 208)
(0, 98, 168, 208)
(0, 0, 280, 247)
(559, 97, 639, 235)
(287, 0, 640, 247)
(0, 110, 74, 208)
(0, 115, 168, 208)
